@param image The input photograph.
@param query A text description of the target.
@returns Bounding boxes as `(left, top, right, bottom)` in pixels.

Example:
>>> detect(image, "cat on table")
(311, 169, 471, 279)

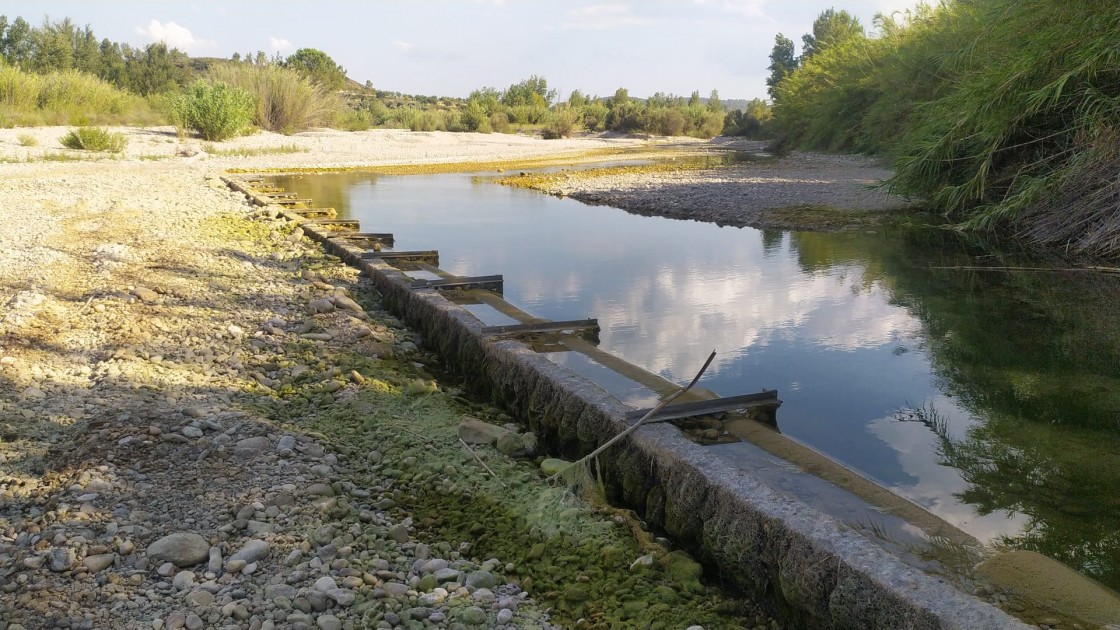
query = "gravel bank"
(0, 128, 774, 630)
(505, 139, 918, 230)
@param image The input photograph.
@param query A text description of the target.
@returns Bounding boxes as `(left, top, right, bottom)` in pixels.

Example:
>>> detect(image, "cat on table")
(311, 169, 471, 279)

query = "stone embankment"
(0, 129, 775, 630)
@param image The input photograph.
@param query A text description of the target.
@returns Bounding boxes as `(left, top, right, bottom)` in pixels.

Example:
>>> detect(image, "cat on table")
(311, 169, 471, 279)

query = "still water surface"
(274, 171, 1120, 589)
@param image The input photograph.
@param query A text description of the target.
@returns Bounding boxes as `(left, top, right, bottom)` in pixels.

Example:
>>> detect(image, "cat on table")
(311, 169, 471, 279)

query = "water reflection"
(273, 172, 1120, 589)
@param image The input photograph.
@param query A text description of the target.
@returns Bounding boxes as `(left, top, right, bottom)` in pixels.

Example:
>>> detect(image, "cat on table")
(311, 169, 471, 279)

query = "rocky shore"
(0, 129, 777, 630)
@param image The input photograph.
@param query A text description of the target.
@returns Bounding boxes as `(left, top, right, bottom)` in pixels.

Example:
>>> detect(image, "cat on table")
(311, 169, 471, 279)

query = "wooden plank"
(412, 275, 503, 293)
(361, 250, 439, 264)
(308, 219, 359, 230)
(625, 391, 781, 423)
(481, 319, 599, 336)
(262, 192, 299, 198)
(274, 198, 315, 206)
(289, 208, 337, 218)
(339, 233, 395, 246)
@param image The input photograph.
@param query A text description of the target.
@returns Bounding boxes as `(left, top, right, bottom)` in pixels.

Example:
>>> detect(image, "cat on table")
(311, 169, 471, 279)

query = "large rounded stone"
(146, 533, 210, 568)
(234, 436, 272, 459)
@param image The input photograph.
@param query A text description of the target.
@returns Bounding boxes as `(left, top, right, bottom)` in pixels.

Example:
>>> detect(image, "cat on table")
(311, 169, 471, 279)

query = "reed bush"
(0, 66, 155, 126)
(773, 0, 1120, 257)
(59, 126, 127, 152)
(207, 63, 341, 134)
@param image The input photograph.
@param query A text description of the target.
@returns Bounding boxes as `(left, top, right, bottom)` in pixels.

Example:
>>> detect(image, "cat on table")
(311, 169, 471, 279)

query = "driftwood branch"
(459, 438, 506, 487)
(551, 350, 717, 482)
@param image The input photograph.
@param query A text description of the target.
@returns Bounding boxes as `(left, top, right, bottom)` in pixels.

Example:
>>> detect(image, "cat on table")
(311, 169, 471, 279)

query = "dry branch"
(550, 350, 717, 482)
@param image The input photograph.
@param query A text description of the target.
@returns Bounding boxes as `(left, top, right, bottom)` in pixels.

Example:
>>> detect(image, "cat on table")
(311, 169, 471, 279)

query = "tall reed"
(207, 63, 342, 134)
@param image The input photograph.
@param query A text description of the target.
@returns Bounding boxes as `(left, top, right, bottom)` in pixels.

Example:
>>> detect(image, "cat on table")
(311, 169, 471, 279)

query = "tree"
(688, 90, 701, 107)
(2, 16, 33, 67)
(282, 48, 346, 90)
(31, 17, 77, 72)
(72, 25, 100, 75)
(501, 75, 555, 108)
(767, 33, 798, 99)
(231, 52, 241, 62)
(801, 9, 864, 60)
(567, 89, 588, 109)
(707, 89, 722, 113)
(123, 42, 189, 95)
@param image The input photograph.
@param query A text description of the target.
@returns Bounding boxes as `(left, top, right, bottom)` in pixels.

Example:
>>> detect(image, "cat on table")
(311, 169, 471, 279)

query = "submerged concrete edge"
(225, 176, 1030, 630)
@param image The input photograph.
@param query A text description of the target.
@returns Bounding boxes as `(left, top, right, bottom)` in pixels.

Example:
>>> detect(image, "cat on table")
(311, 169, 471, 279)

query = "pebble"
(147, 533, 211, 568)
(83, 553, 116, 572)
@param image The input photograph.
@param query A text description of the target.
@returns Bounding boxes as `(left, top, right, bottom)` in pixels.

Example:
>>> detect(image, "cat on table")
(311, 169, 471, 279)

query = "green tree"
(688, 90, 701, 107)
(501, 75, 555, 107)
(282, 48, 346, 90)
(31, 17, 78, 72)
(767, 33, 798, 99)
(2, 16, 33, 67)
(123, 42, 189, 95)
(707, 89, 722, 113)
(72, 25, 100, 75)
(801, 9, 864, 60)
(567, 89, 588, 109)
(98, 38, 125, 86)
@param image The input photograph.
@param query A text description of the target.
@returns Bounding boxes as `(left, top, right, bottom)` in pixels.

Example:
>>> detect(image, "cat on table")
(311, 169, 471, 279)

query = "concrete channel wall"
(225, 177, 1030, 630)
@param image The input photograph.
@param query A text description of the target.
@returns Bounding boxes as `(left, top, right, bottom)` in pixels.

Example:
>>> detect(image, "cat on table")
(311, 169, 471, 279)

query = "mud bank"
(226, 176, 1027, 629)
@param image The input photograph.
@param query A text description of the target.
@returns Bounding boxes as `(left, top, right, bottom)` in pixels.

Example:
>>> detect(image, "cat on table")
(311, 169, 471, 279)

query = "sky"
(3, 1, 925, 101)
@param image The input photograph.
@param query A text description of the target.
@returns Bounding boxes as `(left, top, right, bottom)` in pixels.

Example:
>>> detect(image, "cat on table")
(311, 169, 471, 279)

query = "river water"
(274, 170, 1120, 590)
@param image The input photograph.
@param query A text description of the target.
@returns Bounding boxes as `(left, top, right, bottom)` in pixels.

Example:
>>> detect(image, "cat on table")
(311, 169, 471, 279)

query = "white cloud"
(134, 19, 214, 53)
(268, 36, 293, 52)
(558, 3, 653, 30)
(393, 40, 416, 52)
(692, 0, 767, 19)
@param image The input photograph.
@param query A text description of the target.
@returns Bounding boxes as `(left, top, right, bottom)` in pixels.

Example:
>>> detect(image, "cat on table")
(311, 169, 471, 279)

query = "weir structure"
(224, 174, 1035, 629)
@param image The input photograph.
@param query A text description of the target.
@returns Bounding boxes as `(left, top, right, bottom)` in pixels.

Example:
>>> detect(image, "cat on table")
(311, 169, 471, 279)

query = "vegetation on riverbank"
(769, 1, 1120, 258)
(0, 13, 770, 140)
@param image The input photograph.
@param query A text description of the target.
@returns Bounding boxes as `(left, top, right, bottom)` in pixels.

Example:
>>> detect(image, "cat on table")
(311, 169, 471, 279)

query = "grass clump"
(202, 143, 307, 157)
(59, 127, 127, 152)
(16, 134, 38, 147)
(169, 80, 255, 141)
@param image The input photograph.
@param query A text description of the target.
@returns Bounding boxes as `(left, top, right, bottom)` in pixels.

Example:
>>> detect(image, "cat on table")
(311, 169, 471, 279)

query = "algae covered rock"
(496, 431, 538, 458)
(540, 458, 571, 477)
(659, 550, 704, 593)
(457, 417, 509, 445)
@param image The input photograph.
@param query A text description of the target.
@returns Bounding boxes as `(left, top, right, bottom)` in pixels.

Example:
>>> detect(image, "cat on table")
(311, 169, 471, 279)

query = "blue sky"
(4, 1, 923, 101)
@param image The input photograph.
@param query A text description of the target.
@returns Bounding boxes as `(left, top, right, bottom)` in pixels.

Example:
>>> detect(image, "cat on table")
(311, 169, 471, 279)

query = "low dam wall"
(225, 176, 1029, 629)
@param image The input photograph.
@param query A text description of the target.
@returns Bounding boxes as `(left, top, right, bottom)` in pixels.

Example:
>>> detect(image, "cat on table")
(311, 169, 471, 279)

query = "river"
(273, 169, 1120, 590)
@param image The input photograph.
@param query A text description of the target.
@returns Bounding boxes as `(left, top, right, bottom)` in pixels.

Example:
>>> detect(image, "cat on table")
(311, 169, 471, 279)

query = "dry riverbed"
(0, 128, 782, 630)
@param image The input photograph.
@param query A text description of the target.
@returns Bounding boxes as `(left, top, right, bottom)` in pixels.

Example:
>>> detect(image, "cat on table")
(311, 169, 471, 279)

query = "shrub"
(17, 133, 38, 147)
(334, 108, 373, 131)
(59, 127, 127, 152)
(170, 80, 254, 141)
(642, 107, 686, 137)
(489, 112, 511, 134)
(543, 106, 580, 139)
(208, 63, 342, 134)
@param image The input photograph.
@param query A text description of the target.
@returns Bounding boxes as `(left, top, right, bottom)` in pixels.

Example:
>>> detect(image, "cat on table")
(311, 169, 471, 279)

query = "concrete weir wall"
(226, 177, 1030, 630)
